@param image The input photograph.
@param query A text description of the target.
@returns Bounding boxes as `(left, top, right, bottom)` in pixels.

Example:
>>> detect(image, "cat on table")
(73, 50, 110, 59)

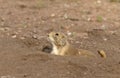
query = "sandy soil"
(0, 0, 120, 78)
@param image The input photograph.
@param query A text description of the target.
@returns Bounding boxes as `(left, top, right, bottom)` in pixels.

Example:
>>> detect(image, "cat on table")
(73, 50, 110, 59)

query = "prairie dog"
(48, 32, 95, 57)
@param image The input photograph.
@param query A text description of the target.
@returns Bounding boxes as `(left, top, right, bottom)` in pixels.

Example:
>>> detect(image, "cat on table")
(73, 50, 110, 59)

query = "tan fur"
(48, 32, 95, 57)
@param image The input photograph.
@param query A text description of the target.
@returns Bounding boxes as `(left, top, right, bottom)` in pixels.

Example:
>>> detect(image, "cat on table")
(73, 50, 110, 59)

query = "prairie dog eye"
(55, 33, 59, 36)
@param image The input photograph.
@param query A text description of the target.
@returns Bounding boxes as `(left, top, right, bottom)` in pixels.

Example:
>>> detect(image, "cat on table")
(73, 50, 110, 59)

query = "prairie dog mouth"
(49, 36, 55, 42)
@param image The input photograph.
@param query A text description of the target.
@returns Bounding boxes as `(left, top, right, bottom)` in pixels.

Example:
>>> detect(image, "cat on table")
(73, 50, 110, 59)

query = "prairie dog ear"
(61, 33, 67, 38)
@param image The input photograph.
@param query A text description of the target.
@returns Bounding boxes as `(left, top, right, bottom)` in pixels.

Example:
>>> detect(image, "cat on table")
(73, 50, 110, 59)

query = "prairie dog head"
(48, 32, 67, 47)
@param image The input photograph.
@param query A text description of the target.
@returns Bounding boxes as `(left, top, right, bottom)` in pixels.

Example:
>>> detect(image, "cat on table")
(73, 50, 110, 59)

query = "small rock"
(32, 35, 37, 39)
(67, 31, 72, 36)
(103, 37, 107, 41)
(0, 17, 5, 21)
(51, 13, 55, 17)
(20, 36, 25, 40)
(97, 0, 102, 4)
(98, 50, 106, 58)
(87, 17, 92, 21)
(11, 34, 17, 38)
(63, 14, 68, 19)
(101, 25, 106, 29)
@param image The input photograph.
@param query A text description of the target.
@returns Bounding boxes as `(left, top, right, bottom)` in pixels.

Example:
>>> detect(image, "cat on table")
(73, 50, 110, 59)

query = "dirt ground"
(0, 0, 120, 78)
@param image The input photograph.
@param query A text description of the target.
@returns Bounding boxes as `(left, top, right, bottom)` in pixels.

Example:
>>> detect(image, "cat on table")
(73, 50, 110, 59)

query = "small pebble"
(67, 31, 72, 36)
(11, 35, 17, 38)
(20, 36, 25, 40)
(97, 0, 102, 4)
(51, 13, 55, 17)
(103, 37, 107, 41)
(32, 35, 37, 39)
(63, 14, 68, 19)
(98, 50, 106, 58)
